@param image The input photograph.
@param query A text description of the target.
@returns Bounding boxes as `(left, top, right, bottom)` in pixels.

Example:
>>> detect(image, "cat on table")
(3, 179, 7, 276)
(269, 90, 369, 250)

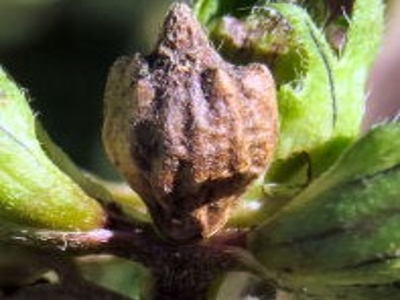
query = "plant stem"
(0, 224, 259, 299)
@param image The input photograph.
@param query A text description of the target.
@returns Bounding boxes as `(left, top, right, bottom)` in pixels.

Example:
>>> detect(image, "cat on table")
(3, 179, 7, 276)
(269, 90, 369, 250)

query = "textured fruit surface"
(103, 3, 278, 242)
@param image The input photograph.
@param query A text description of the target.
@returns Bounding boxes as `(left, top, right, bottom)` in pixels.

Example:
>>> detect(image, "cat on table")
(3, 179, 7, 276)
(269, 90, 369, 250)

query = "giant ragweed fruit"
(103, 3, 278, 242)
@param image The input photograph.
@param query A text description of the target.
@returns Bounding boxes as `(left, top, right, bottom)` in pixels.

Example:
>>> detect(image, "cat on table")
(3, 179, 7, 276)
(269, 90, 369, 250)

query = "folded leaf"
(269, 0, 384, 180)
(0, 67, 105, 231)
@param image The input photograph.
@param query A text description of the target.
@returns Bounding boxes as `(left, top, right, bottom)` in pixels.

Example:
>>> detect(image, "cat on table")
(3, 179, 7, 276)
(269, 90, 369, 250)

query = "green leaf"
(269, 3, 341, 175)
(249, 123, 400, 298)
(37, 122, 150, 224)
(270, 0, 384, 179)
(0, 67, 105, 231)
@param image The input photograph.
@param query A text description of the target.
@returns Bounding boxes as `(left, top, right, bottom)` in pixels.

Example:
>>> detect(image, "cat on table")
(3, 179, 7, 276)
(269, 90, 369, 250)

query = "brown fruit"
(103, 3, 278, 242)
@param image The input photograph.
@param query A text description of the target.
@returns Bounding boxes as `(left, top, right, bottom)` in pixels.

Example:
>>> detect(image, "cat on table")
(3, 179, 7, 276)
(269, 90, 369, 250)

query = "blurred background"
(0, 0, 399, 299)
(0, 0, 174, 180)
(364, 0, 400, 128)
